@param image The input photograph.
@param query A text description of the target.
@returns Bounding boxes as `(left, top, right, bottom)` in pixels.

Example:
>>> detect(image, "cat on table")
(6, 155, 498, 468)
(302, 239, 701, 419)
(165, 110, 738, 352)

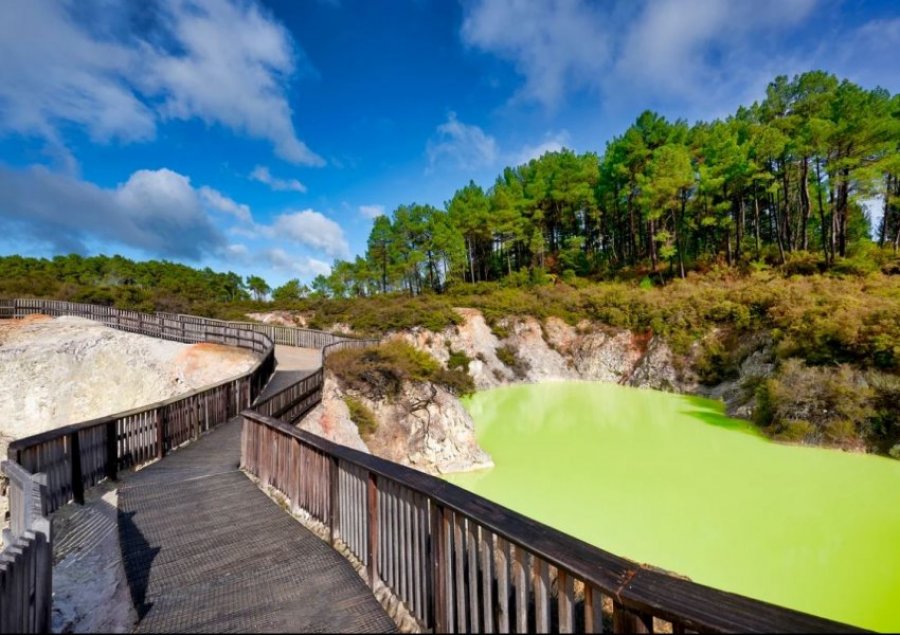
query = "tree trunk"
(799, 157, 811, 251)
(782, 163, 793, 251)
(815, 159, 830, 265)
(753, 192, 761, 258)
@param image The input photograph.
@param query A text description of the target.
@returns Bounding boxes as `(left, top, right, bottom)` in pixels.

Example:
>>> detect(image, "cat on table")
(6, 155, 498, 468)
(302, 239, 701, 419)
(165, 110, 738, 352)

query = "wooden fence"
(157, 312, 350, 349)
(241, 409, 865, 634)
(2, 299, 278, 515)
(0, 461, 51, 634)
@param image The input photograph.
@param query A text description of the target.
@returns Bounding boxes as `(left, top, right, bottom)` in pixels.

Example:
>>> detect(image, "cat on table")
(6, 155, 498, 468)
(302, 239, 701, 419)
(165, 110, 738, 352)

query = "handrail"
(1, 298, 278, 513)
(241, 408, 866, 633)
(0, 460, 52, 633)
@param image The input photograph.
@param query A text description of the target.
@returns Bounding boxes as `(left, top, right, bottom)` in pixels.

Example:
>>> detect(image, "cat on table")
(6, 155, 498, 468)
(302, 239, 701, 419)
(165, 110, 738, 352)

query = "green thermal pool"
(443, 382, 900, 632)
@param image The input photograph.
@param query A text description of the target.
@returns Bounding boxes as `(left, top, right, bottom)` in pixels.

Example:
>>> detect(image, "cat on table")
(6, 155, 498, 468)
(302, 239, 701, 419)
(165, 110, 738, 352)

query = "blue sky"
(1, 0, 899, 286)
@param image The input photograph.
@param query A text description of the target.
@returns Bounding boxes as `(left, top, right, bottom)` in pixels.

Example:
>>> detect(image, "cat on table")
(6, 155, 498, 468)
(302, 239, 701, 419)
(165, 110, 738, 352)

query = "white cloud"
(0, 0, 323, 165)
(250, 165, 307, 193)
(271, 209, 350, 259)
(615, 0, 818, 103)
(511, 131, 571, 165)
(822, 18, 900, 93)
(263, 247, 332, 277)
(359, 204, 385, 220)
(0, 165, 223, 258)
(199, 186, 252, 223)
(225, 243, 250, 259)
(460, 0, 821, 113)
(427, 112, 499, 170)
(461, 0, 611, 109)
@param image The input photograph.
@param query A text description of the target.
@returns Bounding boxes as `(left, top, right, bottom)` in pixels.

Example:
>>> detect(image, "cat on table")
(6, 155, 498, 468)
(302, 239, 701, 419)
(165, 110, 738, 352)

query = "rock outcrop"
(388, 309, 697, 393)
(301, 374, 492, 475)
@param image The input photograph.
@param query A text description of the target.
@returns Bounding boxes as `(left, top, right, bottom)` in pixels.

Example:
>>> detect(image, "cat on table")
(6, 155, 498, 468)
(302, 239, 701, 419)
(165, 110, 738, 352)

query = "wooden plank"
(533, 557, 549, 634)
(558, 569, 574, 634)
(496, 537, 510, 634)
(467, 519, 479, 633)
(584, 584, 604, 634)
(481, 527, 494, 634)
(454, 514, 467, 633)
(367, 471, 378, 587)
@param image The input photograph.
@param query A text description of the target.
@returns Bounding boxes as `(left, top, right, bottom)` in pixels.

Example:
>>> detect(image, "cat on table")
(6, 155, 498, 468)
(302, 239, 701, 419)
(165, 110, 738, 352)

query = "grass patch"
(344, 396, 378, 439)
(496, 345, 530, 379)
(328, 340, 474, 398)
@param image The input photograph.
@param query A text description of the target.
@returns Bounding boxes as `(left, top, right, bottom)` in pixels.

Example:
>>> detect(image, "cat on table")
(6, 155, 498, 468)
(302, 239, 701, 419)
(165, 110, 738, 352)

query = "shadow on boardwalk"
(116, 419, 395, 633)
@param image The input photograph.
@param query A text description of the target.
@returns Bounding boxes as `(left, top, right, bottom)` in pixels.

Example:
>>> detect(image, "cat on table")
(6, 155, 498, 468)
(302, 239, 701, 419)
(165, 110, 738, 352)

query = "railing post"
(613, 602, 653, 634)
(367, 471, 378, 587)
(105, 420, 118, 481)
(69, 431, 84, 505)
(430, 503, 445, 633)
(329, 457, 340, 546)
(157, 408, 166, 460)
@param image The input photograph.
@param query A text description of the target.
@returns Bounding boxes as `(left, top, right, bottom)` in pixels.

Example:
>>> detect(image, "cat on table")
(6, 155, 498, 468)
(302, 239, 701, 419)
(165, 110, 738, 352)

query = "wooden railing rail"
(0, 461, 52, 634)
(2, 299, 277, 514)
(252, 338, 379, 424)
(157, 312, 354, 349)
(241, 410, 866, 634)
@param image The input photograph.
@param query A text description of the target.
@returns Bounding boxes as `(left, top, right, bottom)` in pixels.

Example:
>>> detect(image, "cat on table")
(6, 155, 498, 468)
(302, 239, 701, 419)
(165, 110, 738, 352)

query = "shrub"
(754, 359, 873, 447)
(496, 345, 530, 379)
(447, 348, 471, 372)
(344, 396, 378, 438)
(328, 340, 474, 398)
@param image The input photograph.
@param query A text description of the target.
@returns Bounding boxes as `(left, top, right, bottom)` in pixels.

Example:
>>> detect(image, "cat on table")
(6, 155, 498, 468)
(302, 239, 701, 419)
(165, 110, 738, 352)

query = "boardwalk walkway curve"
(0, 299, 867, 634)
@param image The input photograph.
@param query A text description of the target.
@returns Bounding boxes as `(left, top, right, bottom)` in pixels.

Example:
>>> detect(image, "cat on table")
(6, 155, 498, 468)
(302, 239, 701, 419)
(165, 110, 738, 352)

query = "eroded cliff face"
(391, 309, 701, 393)
(301, 374, 492, 475)
(256, 307, 769, 473)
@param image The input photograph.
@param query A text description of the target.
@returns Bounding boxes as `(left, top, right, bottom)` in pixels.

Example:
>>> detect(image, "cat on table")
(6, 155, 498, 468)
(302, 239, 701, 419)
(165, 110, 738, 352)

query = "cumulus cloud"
(427, 112, 499, 170)
(0, 165, 223, 259)
(461, 0, 821, 113)
(271, 210, 350, 259)
(0, 0, 323, 165)
(461, 0, 611, 109)
(262, 247, 332, 277)
(359, 204, 386, 220)
(249, 165, 307, 193)
(199, 186, 252, 223)
(511, 131, 571, 166)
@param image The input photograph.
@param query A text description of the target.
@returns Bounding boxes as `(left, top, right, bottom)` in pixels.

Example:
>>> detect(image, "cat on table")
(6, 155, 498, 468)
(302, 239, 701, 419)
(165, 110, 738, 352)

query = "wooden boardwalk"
(112, 348, 396, 633)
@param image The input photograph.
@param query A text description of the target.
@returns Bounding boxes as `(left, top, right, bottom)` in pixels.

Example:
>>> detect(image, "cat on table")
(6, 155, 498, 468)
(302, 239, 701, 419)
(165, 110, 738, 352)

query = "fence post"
(329, 457, 340, 546)
(157, 408, 166, 460)
(105, 420, 118, 481)
(367, 472, 378, 587)
(69, 432, 84, 505)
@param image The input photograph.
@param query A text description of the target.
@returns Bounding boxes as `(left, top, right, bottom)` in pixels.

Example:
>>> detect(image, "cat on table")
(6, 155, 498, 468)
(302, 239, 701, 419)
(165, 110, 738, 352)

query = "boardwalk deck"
(43, 344, 395, 633)
(117, 418, 395, 633)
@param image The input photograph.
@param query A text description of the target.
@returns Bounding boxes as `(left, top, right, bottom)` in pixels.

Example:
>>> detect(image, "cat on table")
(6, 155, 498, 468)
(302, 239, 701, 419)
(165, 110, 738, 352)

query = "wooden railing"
(2, 299, 278, 514)
(253, 338, 379, 424)
(0, 461, 51, 633)
(241, 410, 866, 634)
(158, 312, 350, 349)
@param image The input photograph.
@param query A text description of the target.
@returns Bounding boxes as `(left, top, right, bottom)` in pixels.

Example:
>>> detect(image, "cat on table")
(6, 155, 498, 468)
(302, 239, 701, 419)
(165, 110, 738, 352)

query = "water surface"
(444, 382, 900, 632)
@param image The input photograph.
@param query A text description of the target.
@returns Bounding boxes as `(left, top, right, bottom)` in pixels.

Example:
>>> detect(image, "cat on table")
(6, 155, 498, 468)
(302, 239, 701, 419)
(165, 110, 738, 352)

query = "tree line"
(0, 253, 270, 313)
(306, 71, 900, 299)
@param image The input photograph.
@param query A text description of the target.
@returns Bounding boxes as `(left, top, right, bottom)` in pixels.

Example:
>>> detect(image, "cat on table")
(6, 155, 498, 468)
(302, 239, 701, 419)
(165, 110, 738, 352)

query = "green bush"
(496, 345, 530, 378)
(447, 348, 471, 372)
(328, 340, 474, 398)
(754, 359, 873, 447)
(344, 396, 378, 438)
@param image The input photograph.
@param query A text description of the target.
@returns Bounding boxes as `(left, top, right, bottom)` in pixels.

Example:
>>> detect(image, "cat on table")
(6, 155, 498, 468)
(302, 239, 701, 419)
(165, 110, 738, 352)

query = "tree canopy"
(312, 71, 900, 297)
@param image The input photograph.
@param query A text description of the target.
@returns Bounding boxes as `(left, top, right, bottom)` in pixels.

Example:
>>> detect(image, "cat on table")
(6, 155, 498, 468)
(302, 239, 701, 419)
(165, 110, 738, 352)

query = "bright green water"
(444, 382, 900, 632)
